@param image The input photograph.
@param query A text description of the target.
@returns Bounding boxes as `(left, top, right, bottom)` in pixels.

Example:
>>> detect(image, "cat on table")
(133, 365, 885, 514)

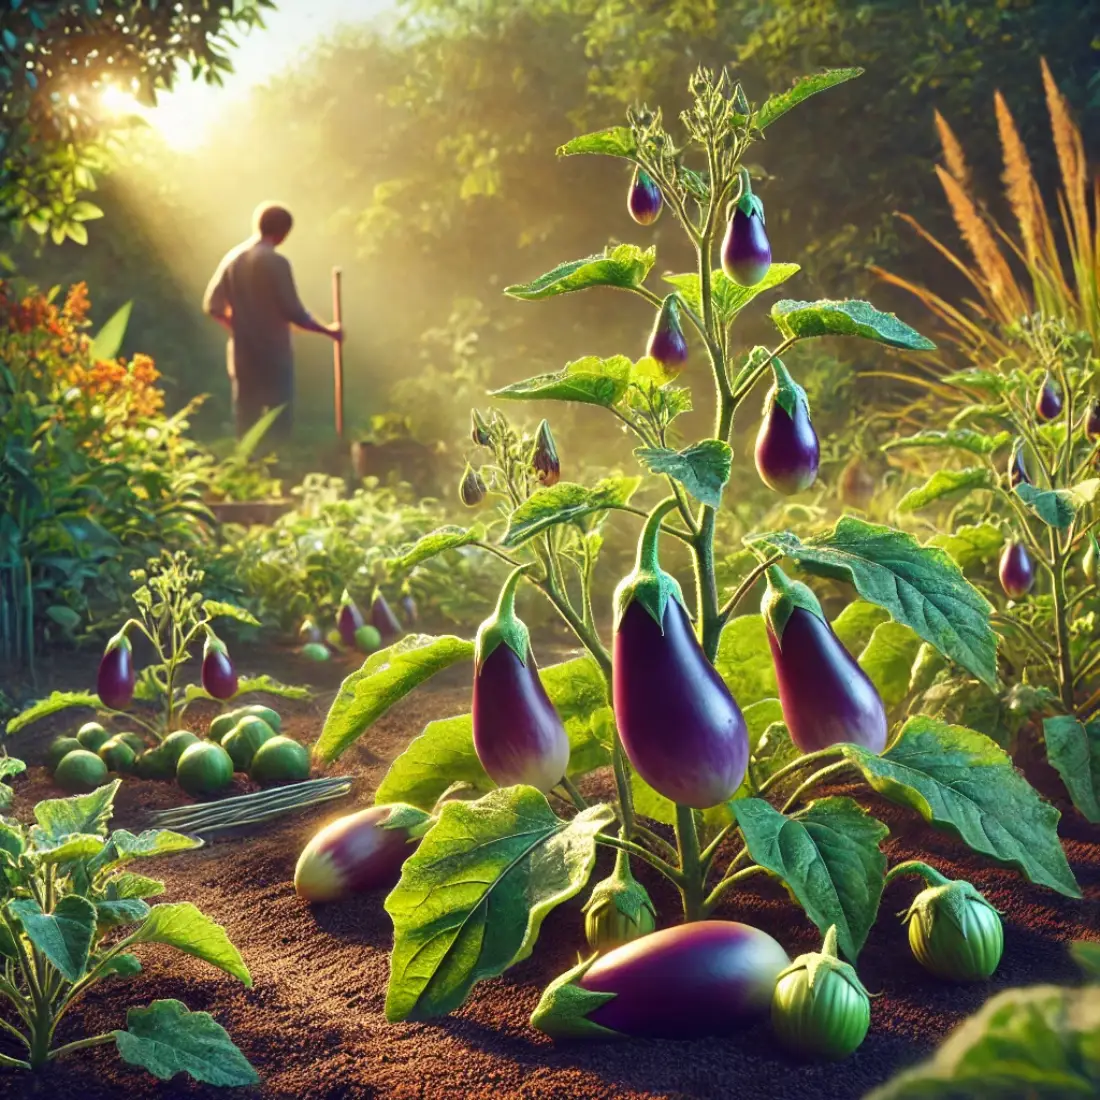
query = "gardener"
(202, 202, 343, 441)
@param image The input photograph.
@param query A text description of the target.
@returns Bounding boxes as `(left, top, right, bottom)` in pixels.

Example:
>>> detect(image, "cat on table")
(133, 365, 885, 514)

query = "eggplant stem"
(883, 860, 951, 890)
(557, 776, 588, 811)
(717, 554, 783, 623)
(674, 804, 705, 921)
(756, 746, 847, 797)
(701, 864, 769, 915)
(595, 834, 683, 886)
(779, 760, 855, 814)
(633, 824, 679, 863)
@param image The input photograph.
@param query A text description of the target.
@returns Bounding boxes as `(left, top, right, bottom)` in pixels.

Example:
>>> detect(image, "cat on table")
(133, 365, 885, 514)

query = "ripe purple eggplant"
(1086, 400, 1100, 442)
(398, 588, 418, 627)
(612, 500, 748, 808)
(201, 632, 238, 700)
(1035, 374, 1062, 421)
(646, 295, 688, 371)
(531, 920, 790, 1039)
(627, 166, 662, 226)
(337, 589, 365, 648)
(762, 568, 888, 755)
(459, 464, 486, 507)
(371, 589, 402, 643)
(721, 179, 771, 287)
(1008, 446, 1031, 487)
(755, 360, 820, 495)
(472, 566, 570, 792)
(531, 419, 560, 487)
(999, 541, 1035, 599)
(97, 628, 135, 711)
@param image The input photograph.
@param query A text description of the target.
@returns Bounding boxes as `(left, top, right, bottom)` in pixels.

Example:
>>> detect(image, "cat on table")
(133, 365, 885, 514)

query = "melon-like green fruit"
(134, 747, 175, 781)
(161, 730, 200, 765)
(76, 723, 111, 752)
(176, 741, 234, 796)
(47, 736, 82, 773)
(209, 705, 281, 743)
(98, 737, 137, 773)
(354, 625, 382, 653)
(55, 750, 109, 792)
(301, 642, 331, 662)
(250, 736, 310, 783)
(223, 716, 275, 772)
(116, 732, 147, 754)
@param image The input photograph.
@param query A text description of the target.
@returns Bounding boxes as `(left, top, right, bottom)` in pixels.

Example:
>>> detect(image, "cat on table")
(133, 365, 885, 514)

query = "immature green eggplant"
(721, 182, 771, 287)
(371, 589, 402, 643)
(646, 295, 688, 371)
(612, 500, 748, 808)
(1035, 373, 1062, 421)
(627, 166, 663, 226)
(583, 848, 657, 953)
(472, 566, 570, 792)
(97, 628, 135, 711)
(201, 631, 238, 700)
(762, 568, 887, 755)
(531, 419, 560, 487)
(998, 541, 1035, 599)
(755, 361, 819, 495)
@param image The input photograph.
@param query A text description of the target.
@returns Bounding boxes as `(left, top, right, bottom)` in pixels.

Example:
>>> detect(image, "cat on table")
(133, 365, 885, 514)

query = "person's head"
(253, 202, 293, 245)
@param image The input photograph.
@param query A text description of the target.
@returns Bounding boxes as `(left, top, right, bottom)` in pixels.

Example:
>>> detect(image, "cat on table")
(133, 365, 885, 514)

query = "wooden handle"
(332, 266, 344, 440)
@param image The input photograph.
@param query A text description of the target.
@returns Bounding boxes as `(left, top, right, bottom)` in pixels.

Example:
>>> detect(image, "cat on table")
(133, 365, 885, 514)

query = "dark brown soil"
(1, 642, 1098, 1100)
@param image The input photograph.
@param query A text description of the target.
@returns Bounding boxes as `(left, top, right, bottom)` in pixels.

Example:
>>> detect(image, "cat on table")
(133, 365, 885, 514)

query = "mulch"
(1, 640, 1097, 1100)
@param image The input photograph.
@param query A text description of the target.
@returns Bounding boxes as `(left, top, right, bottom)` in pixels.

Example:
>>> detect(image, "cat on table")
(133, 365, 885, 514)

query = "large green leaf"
(832, 601, 890, 655)
(747, 517, 997, 688)
(491, 355, 632, 409)
(89, 300, 132, 362)
(315, 635, 475, 763)
(384, 786, 614, 1021)
(866, 985, 1100, 1100)
(885, 429, 1011, 456)
(389, 525, 487, 572)
(1015, 483, 1076, 529)
(504, 244, 655, 300)
(662, 264, 800, 326)
(126, 903, 252, 986)
(1043, 716, 1100, 824)
(770, 298, 936, 351)
(841, 716, 1080, 897)
(200, 600, 259, 627)
(755, 68, 864, 129)
(556, 127, 636, 159)
(115, 999, 259, 1086)
(929, 523, 1005, 571)
(181, 674, 311, 708)
(30, 832, 106, 864)
(95, 899, 152, 928)
(897, 468, 993, 513)
(93, 829, 202, 873)
(5, 690, 99, 734)
(731, 796, 887, 960)
(502, 477, 641, 548)
(9, 895, 96, 982)
(714, 614, 777, 707)
(634, 439, 732, 508)
(859, 622, 923, 708)
(33, 781, 120, 843)
(104, 872, 166, 901)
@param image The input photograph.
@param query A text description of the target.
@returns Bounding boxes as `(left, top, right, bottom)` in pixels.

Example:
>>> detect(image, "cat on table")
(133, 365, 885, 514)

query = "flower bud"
(459, 464, 487, 507)
(582, 848, 657, 953)
(531, 419, 560, 487)
(471, 408, 492, 447)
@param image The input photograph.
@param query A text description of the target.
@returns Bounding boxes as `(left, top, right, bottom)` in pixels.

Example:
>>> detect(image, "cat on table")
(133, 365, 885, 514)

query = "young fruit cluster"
(302, 588, 412, 662)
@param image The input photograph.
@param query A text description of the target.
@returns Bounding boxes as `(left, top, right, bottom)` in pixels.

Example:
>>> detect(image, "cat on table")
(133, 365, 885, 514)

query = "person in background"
(203, 201, 343, 441)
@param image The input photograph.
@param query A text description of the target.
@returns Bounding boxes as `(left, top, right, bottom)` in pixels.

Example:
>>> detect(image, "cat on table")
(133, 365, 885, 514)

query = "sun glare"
(99, 82, 209, 153)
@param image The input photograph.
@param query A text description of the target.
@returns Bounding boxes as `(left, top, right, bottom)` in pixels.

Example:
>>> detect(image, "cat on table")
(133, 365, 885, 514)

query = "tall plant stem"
(675, 805, 704, 921)
(1049, 530, 1076, 711)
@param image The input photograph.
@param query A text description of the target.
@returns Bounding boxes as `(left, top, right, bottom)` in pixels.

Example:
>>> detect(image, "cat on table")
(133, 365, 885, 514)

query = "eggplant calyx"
(902, 878, 1002, 937)
(735, 168, 765, 221)
(655, 293, 683, 335)
(776, 924, 871, 998)
(104, 626, 132, 656)
(582, 846, 656, 924)
(766, 359, 807, 420)
(529, 954, 620, 1040)
(760, 565, 825, 642)
(377, 803, 434, 839)
(476, 564, 533, 670)
(202, 627, 229, 659)
(613, 498, 684, 632)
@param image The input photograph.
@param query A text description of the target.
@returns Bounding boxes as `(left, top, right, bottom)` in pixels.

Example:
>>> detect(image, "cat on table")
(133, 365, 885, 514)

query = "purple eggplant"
(612, 500, 748, 808)
(999, 541, 1035, 599)
(459, 464, 486, 507)
(97, 629, 135, 711)
(1008, 446, 1031, 487)
(398, 590, 418, 627)
(755, 360, 819, 495)
(337, 589, 365, 647)
(721, 181, 771, 287)
(531, 920, 790, 1039)
(471, 408, 492, 447)
(627, 166, 662, 226)
(646, 295, 688, 371)
(763, 568, 888, 755)
(371, 590, 402, 643)
(1035, 374, 1062, 422)
(201, 633, 238, 700)
(531, 419, 560, 487)
(472, 566, 570, 792)
(1086, 400, 1100, 442)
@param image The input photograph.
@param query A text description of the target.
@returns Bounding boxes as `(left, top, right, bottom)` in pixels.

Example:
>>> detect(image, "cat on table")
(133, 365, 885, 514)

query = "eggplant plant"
(311, 67, 1081, 1029)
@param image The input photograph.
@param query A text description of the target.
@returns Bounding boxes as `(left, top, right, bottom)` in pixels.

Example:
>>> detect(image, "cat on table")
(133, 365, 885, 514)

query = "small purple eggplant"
(471, 408, 492, 447)
(762, 568, 888, 755)
(1008, 446, 1031, 487)
(755, 360, 819, 495)
(999, 541, 1035, 599)
(612, 500, 748, 808)
(337, 589, 365, 648)
(531, 920, 790, 1039)
(646, 295, 689, 371)
(531, 419, 560, 487)
(472, 566, 570, 792)
(627, 166, 662, 226)
(97, 629, 135, 711)
(201, 632, 238, 700)
(1086, 400, 1100, 442)
(371, 589, 403, 644)
(1035, 374, 1062, 422)
(721, 179, 771, 287)
(398, 588, 418, 627)
(459, 464, 487, 507)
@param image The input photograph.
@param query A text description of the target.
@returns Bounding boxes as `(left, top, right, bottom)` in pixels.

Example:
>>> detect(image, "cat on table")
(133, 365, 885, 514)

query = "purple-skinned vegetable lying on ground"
(305, 65, 1083, 1032)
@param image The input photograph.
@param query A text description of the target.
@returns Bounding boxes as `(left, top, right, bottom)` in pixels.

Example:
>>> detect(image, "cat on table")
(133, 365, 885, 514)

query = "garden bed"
(2, 641, 1098, 1100)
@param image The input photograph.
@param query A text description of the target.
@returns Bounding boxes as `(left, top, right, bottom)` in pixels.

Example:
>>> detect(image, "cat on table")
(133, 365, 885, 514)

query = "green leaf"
(127, 903, 252, 986)
(770, 298, 936, 351)
(94, 829, 202, 872)
(89, 301, 132, 362)
(1015, 483, 1077, 529)
(389, 525, 487, 571)
(743, 698, 785, 753)
(115, 999, 259, 1086)
(0, 757, 25, 810)
(384, 787, 614, 1021)
(491, 355, 632, 409)
(755, 68, 864, 129)
(201, 600, 260, 626)
(929, 523, 1005, 571)
(502, 477, 641, 548)
(897, 468, 993, 513)
(832, 601, 890, 655)
(841, 716, 1080, 897)
(30, 832, 106, 864)
(33, 781, 120, 843)
(747, 517, 997, 688)
(730, 796, 887, 959)
(714, 615, 778, 707)
(105, 872, 166, 901)
(315, 635, 475, 763)
(181, 674, 311, 707)
(752, 721, 801, 787)
(634, 439, 732, 508)
(102, 953, 143, 978)
(865, 985, 1100, 1100)
(941, 368, 1008, 395)
(884, 429, 1011, 456)
(95, 899, 151, 928)
(629, 770, 676, 826)
(858, 622, 923, 709)
(69, 201, 104, 222)
(556, 126, 636, 159)
(663, 264, 801, 326)
(504, 245, 655, 301)
(1042, 716, 1100, 824)
(5, 691, 99, 734)
(1070, 940, 1100, 978)
(9, 895, 96, 982)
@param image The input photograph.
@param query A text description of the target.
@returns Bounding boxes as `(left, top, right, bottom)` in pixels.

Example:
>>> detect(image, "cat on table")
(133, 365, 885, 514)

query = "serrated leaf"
(755, 68, 864, 129)
(126, 903, 252, 986)
(929, 523, 1005, 571)
(858, 622, 923, 708)
(5, 690, 99, 734)
(504, 244, 655, 301)
(771, 298, 936, 351)
(492, 354, 632, 409)
(832, 601, 891, 655)
(731, 796, 887, 959)
(1042, 716, 1100, 824)
(884, 429, 1011, 456)
(89, 301, 131, 362)
(502, 477, 641, 548)
(390, 525, 486, 571)
(897, 468, 993, 512)
(33, 781, 120, 843)
(115, 999, 259, 1086)
(556, 126, 636, 159)
(714, 615, 778, 707)
(747, 518, 997, 688)
(384, 787, 614, 1021)
(9, 895, 96, 981)
(315, 635, 475, 763)
(201, 600, 260, 626)
(663, 264, 800, 326)
(842, 716, 1080, 897)
(1015, 483, 1076, 529)
(634, 439, 732, 507)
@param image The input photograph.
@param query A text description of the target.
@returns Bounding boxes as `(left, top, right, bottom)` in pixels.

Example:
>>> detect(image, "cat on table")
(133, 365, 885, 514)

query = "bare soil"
(1, 641, 1098, 1100)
